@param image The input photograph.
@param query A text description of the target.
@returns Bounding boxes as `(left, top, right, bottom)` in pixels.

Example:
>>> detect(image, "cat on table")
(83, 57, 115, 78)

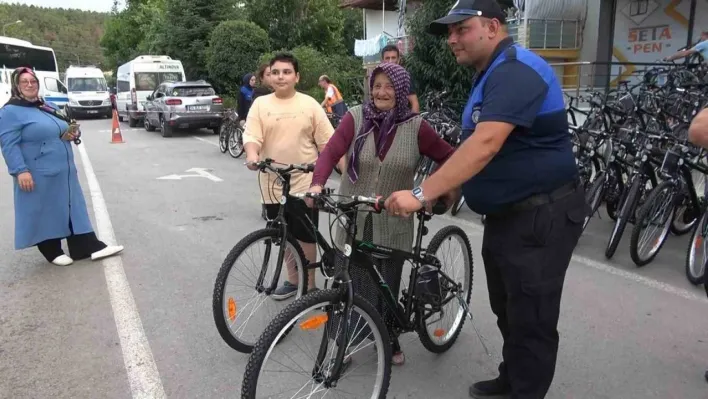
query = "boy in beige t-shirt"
(243, 52, 336, 299)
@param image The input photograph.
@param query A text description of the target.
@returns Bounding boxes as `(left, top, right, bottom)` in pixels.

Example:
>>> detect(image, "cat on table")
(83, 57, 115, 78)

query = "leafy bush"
(222, 95, 237, 110)
(207, 20, 270, 96)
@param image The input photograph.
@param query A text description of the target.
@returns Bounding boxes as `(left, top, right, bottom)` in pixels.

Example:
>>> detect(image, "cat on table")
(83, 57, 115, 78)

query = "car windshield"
(170, 86, 215, 97)
(134, 72, 184, 91)
(68, 77, 107, 92)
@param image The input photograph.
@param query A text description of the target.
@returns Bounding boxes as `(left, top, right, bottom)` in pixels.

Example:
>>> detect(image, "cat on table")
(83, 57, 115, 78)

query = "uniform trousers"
(480, 182, 588, 399)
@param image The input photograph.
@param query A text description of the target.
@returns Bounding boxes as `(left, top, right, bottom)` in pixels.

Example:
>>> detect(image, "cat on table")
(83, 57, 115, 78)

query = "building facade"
(343, 0, 707, 91)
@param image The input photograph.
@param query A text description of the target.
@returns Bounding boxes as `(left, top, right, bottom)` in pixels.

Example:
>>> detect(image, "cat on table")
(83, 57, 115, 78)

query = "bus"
(115, 55, 186, 126)
(0, 36, 68, 107)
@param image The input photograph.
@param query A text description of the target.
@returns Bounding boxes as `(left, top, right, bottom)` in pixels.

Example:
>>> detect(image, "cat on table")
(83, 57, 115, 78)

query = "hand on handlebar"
(385, 190, 424, 217)
(245, 161, 259, 171)
(305, 185, 323, 208)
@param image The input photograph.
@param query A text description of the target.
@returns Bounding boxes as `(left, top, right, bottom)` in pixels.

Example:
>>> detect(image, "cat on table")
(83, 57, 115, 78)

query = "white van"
(115, 55, 186, 126)
(65, 65, 112, 119)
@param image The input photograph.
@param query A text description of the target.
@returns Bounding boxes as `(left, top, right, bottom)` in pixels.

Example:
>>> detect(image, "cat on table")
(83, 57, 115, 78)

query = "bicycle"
(212, 159, 316, 353)
(241, 189, 474, 398)
(218, 109, 245, 158)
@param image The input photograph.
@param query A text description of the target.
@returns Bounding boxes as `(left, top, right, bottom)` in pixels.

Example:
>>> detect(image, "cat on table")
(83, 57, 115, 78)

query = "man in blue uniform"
(385, 0, 589, 397)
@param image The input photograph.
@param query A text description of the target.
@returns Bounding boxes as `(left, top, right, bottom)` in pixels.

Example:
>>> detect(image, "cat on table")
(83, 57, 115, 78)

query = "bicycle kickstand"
(456, 293, 492, 358)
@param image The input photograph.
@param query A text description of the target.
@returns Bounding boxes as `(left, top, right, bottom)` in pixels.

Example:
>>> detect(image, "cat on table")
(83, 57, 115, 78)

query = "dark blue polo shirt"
(460, 38, 577, 215)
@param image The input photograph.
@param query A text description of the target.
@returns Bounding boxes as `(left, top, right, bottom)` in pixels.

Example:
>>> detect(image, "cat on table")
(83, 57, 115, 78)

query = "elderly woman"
(0, 67, 123, 266)
(308, 62, 455, 365)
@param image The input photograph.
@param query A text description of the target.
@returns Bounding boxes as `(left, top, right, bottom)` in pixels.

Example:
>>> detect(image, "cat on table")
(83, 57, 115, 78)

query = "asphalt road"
(1, 118, 708, 399)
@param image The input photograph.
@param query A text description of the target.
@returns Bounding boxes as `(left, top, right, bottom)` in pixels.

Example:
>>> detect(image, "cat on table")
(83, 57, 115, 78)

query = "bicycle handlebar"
(295, 190, 448, 216)
(248, 158, 315, 174)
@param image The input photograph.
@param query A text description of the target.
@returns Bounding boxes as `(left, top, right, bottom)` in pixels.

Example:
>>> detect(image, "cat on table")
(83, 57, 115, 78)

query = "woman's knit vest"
(334, 105, 422, 252)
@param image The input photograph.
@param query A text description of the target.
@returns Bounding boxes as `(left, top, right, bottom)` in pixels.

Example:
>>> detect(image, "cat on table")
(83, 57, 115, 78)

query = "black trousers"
(481, 185, 588, 399)
(36, 221, 107, 262)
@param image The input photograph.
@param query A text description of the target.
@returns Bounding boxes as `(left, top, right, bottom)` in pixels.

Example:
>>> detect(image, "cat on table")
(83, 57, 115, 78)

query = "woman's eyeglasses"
(14, 67, 37, 86)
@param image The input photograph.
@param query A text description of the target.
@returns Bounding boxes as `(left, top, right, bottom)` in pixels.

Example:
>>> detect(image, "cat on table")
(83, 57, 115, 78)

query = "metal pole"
(560, 20, 564, 49)
(3, 20, 21, 36)
(575, 63, 580, 98)
(544, 20, 548, 49)
(687, 0, 698, 49)
(575, 20, 579, 48)
(382, 0, 385, 35)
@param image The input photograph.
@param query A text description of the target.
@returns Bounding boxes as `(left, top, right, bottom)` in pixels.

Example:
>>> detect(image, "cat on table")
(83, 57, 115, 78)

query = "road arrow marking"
(156, 168, 223, 182)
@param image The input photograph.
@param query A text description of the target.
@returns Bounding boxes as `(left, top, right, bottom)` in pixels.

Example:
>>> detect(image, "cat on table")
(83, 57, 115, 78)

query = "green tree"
(244, 0, 346, 55)
(405, 0, 475, 113)
(161, 0, 238, 80)
(206, 20, 270, 95)
(0, 4, 108, 71)
(101, 10, 142, 70)
(341, 8, 364, 55)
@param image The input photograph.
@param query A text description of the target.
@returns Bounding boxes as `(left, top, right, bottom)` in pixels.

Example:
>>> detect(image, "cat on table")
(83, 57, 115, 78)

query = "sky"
(0, 0, 120, 13)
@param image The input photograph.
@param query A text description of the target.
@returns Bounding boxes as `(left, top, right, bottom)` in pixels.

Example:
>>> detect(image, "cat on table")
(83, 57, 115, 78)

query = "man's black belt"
(498, 179, 580, 215)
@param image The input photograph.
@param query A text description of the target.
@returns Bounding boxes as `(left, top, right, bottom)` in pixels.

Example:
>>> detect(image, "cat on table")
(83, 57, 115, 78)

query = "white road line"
(571, 254, 708, 303)
(438, 214, 708, 303)
(192, 135, 219, 147)
(77, 142, 166, 399)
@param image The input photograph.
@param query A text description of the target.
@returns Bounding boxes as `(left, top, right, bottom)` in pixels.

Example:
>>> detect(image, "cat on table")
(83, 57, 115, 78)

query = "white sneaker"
(91, 245, 124, 261)
(51, 255, 74, 266)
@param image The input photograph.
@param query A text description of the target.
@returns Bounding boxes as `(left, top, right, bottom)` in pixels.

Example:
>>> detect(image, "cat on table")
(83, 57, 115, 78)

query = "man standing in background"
(381, 44, 420, 113)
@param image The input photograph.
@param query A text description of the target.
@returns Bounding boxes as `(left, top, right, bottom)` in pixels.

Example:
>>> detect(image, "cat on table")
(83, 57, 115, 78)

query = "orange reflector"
(300, 314, 328, 330)
(433, 328, 446, 337)
(228, 297, 237, 321)
(696, 236, 703, 250)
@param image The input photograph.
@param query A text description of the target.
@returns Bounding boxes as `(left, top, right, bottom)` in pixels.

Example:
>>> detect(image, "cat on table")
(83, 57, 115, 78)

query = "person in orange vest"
(318, 75, 347, 117)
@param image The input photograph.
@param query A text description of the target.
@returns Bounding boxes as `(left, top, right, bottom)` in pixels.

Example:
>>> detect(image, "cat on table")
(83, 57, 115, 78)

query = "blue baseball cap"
(428, 0, 507, 35)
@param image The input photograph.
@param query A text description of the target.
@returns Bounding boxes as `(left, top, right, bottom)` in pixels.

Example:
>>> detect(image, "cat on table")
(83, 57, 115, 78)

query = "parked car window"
(170, 85, 215, 97)
(134, 72, 184, 91)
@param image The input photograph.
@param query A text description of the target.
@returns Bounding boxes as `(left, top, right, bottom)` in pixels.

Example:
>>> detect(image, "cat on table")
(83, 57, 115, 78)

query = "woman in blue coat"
(0, 67, 124, 266)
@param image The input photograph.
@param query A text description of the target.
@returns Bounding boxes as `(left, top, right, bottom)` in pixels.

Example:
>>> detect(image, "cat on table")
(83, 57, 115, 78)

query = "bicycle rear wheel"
(212, 228, 307, 353)
(229, 126, 245, 158)
(242, 289, 392, 399)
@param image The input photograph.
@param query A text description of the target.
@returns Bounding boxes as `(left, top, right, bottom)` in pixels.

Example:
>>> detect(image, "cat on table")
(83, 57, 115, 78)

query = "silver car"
(143, 80, 224, 137)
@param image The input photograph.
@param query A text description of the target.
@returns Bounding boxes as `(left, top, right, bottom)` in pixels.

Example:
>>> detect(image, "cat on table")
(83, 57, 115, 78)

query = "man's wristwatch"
(412, 186, 427, 207)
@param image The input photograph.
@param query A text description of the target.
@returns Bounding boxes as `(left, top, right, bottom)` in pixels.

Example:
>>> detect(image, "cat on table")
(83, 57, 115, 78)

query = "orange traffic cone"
(110, 109, 125, 144)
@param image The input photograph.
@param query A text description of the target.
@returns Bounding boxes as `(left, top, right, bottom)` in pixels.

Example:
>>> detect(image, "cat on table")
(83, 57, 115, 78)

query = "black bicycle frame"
(311, 199, 456, 384)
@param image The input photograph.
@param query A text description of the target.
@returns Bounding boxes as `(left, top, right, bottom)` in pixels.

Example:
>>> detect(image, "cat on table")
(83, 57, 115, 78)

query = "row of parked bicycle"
(565, 61, 708, 286)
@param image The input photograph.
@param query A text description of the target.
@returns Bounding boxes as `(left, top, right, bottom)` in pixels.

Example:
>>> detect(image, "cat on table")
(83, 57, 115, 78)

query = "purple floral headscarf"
(347, 62, 417, 183)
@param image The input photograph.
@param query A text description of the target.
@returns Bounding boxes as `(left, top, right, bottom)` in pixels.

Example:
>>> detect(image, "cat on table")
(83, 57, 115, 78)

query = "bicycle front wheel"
(417, 225, 473, 353)
(686, 209, 708, 285)
(629, 181, 676, 267)
(212, 228, 307, 353)
(218, 123, 229, 153)
(242, 289, 392, 399)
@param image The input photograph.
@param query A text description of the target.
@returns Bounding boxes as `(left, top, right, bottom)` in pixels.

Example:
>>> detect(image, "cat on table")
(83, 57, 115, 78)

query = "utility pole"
(3, 20, 22, 36)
